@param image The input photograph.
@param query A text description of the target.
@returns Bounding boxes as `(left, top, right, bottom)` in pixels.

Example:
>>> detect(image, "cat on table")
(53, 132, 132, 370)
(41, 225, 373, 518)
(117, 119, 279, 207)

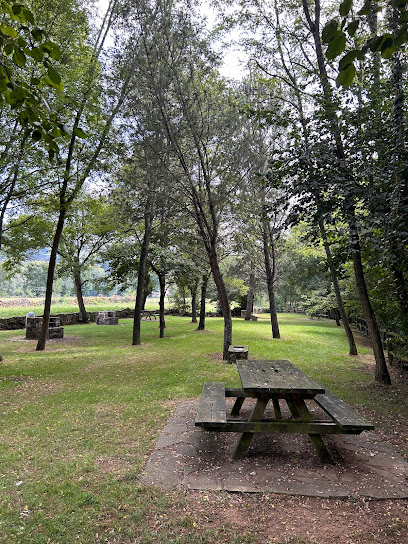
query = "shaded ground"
(141, 401, 408, 498)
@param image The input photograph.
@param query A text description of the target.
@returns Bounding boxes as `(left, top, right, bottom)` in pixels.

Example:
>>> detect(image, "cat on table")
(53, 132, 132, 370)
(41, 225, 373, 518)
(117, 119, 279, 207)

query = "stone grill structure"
(26, 316, 64, 339)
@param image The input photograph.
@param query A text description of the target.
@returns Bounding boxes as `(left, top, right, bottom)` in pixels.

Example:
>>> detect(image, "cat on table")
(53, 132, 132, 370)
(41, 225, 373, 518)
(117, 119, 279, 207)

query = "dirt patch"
(169, 490, 408, 544)
(116, 343, 154, 349)
(95, 455, 133, 475)
(205, 352, 225, 363)
(9, 335, 82, 351)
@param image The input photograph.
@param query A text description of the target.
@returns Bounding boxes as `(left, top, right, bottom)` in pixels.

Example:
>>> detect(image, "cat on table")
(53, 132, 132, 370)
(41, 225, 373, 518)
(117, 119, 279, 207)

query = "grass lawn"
(0, 299, 149, 319)
(0, 313, 407, 543)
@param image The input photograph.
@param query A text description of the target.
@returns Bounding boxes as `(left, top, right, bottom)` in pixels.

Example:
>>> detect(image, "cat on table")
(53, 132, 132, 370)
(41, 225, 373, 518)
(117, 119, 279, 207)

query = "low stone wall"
(0, 307, 219, 331)
(0, 316, 26, 331)
(0, 308, 135, 331)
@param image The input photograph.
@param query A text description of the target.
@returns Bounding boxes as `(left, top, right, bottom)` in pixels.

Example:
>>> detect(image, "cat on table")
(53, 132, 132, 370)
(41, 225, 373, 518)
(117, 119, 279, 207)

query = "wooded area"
(1, 0, 407, 382)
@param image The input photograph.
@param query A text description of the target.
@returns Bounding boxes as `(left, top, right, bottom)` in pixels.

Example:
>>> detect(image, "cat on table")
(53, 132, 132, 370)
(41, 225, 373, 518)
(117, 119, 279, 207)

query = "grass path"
(0, 314, 407, 543)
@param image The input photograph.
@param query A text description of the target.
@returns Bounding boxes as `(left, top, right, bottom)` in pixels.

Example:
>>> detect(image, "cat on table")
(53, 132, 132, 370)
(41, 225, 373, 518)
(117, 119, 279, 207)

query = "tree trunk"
(197, 273, 209, 331)
(158, 272, 166, 338)
(133, 198, 153, 345)
(319, 220, 357, 355)
(303, 0, 390, 382)
(36, 208, 66, 350)
(190, 280, 198, 323)
(349, 219, 391, 383)
(245, 273, 255, 320)
(142, 270, 151, 310)
(334, 309, 341, 327)
(261, 213, 280, 339)
(73, 261, 89, 323)
(209, 246, 232, 359)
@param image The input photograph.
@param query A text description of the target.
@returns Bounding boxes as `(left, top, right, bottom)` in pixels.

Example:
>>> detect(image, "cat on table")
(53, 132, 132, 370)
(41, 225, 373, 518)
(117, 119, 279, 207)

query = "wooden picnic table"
(195, 359, 374, 462)
(141, 310, 158, 320)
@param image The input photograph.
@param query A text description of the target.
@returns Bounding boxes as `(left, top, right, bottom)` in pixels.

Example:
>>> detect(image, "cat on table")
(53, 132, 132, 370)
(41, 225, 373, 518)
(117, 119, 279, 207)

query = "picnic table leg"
(230, 397, 245, 417)
(233, 398, 268, 458)
(291, 398, 332, 463)
(272, 396, 282, 419)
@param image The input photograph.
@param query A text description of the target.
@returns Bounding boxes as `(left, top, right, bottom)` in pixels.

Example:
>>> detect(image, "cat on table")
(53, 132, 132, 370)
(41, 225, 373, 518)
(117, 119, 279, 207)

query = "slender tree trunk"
(133, 199, 153, 345)
(303, 0, 389, 382)
(158, 273, 166, 338)
(261, 198, 280, 338)
(142, 271, 151, 310)
(334, 309, 341, 326)
(73, 262, 88, 323)
(349, 218, 391, 383)
(245, 273, 255, 320)
(319, 220, 357, 355)
(190, 280, 198, 323)
(208, 246, 232, 359)
(36, 208, 67, 350)
(197, 273, 209, 331)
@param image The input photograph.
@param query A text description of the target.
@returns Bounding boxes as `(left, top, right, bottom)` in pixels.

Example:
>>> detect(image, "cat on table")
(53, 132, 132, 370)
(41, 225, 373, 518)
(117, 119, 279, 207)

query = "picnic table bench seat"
(314, 389, 374, 431)
(195, 382, 227, 428)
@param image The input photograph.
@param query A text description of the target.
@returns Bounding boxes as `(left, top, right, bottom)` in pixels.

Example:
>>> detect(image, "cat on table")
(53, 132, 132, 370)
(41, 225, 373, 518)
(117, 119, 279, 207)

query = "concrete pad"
(139, 401, 408, 499)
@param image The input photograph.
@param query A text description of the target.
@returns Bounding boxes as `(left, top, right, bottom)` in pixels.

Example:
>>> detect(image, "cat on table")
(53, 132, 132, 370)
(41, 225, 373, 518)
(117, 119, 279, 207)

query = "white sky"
(95, 0, 246, 80)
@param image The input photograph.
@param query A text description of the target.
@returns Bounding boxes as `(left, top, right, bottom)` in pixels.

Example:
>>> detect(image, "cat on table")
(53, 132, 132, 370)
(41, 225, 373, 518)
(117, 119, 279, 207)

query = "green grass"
(0, 313, 406, 543)
(0, 299, 143, 319)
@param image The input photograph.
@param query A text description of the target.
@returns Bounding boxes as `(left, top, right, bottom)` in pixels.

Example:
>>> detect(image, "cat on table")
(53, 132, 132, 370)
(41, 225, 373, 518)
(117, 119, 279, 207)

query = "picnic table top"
(236, 359, 325, 396)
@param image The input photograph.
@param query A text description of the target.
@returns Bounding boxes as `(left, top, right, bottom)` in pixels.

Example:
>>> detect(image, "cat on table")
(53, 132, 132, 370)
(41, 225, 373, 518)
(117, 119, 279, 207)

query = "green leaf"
(346, 20, 359, 37)
(12, 4, 24, 15)
(32, 129, 42, 141)
(4, 42, 14, 55)
(322, 19, 339, 44)
(41, 75, 63, 91)
(326, 32, 347, 59)
(47, 65, 61, 85)
(17, 36, 27, 47)
(369, 35, 383, 52)
(28, 46, 44, 62)
(339, 0, 352, 17)
(74, 127, 88, 139)
(41, 40, 61, 60)
(0, 25, 18, 38)
(31, 28, 44, 41)
(336, 63, 356, 88)
(394, 25, 408, 47)
(339, 49, 359, 70)
(22, 7, 35, 24)
(10, 86, 27, 106)
(12, 47, 26, 67)
(381, 43, 396, 59)
(23, 106, 39, 122)
(358, 0, 371, 15)
(44, 134, 59, 152)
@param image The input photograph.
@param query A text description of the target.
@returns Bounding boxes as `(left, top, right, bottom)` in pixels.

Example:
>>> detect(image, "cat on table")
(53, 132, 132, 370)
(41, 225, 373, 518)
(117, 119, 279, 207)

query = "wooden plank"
(206, 420, 349, 434)
(271, 360, 325, 394)
(195, 382, 227, 426)
(236, 360, 325, 395)
(314, 390, 374, 431)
